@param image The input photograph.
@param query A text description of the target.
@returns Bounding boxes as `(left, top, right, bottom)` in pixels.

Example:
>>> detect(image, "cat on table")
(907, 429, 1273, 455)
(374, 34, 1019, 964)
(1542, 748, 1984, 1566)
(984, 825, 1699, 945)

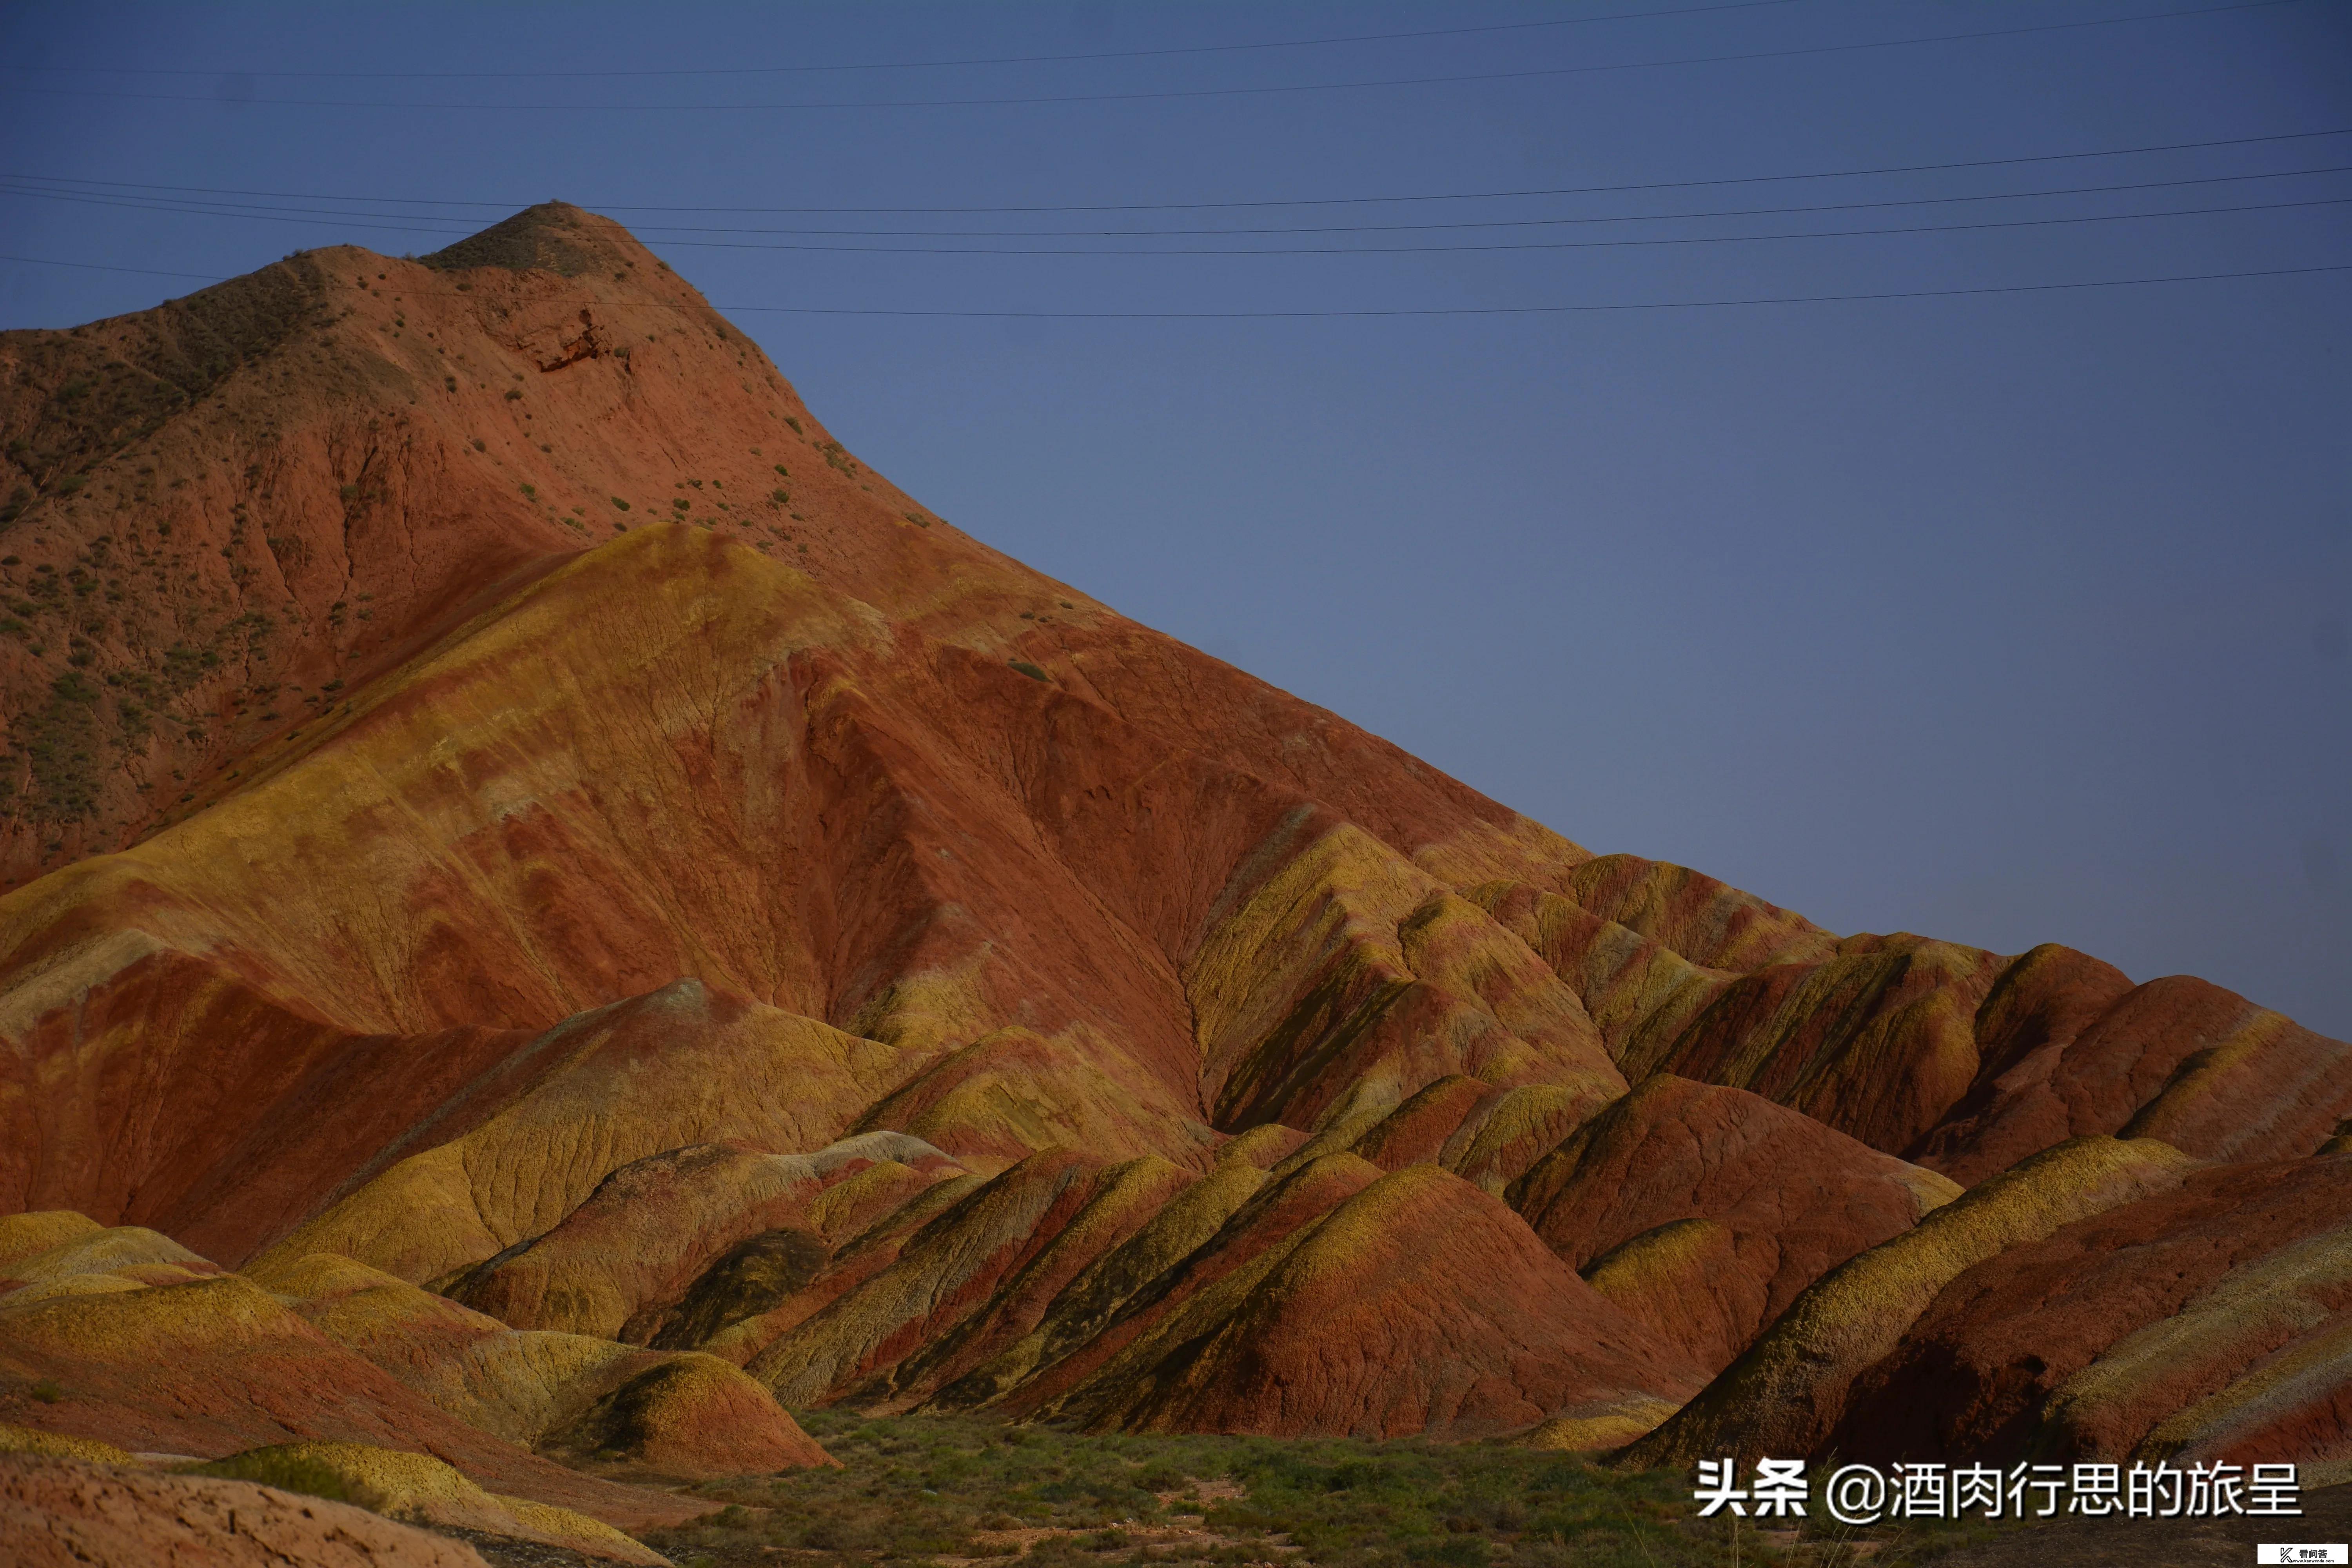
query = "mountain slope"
(2, 205, 2347, 1481)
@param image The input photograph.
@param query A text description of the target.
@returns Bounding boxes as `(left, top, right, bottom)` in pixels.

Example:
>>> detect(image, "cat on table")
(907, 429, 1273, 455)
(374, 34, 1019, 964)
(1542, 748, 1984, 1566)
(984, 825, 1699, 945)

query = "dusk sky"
(2, 1, 2347, 1034)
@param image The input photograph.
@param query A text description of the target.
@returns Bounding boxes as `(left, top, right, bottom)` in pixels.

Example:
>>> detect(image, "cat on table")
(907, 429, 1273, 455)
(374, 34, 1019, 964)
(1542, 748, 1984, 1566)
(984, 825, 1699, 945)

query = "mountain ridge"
(2, 203, 2346, 1494)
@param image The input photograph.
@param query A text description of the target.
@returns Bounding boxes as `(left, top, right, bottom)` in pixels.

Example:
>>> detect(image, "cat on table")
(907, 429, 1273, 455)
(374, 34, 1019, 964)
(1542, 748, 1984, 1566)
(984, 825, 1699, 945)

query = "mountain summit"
(2, 208, 2346, 1496)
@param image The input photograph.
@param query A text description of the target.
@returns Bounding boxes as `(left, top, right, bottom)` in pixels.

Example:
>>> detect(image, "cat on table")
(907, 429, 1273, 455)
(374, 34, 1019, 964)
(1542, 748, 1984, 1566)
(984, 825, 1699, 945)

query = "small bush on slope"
(188, 1448, 354, 1504)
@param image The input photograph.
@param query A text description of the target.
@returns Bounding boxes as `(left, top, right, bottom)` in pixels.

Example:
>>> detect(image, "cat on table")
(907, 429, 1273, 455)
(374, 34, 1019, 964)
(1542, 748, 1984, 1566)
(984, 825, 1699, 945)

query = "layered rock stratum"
(2, 204, 2347, 1516)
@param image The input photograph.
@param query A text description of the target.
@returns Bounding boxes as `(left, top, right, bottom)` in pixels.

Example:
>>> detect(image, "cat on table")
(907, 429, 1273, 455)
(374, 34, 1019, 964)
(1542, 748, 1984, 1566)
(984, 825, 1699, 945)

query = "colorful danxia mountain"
(2, 205, 2347, 1556)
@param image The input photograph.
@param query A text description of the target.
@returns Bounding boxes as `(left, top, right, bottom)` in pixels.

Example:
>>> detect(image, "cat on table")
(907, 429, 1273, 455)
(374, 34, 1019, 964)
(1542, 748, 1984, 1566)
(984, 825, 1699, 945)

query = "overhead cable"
(7, 163, 2345, 241)
(10, 126, 2344, 216)
(3, 254, 2344, 317)
(4, 179, 2342, 257)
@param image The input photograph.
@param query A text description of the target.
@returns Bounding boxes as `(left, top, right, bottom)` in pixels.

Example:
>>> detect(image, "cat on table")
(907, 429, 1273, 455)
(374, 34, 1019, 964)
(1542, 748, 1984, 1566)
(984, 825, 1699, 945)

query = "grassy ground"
(636, 1412, 2030, 1568)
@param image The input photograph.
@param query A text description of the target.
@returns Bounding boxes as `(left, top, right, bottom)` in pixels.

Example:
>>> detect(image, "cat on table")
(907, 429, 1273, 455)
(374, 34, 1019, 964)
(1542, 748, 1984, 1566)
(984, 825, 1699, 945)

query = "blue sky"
(2, 2, 2347, 1034)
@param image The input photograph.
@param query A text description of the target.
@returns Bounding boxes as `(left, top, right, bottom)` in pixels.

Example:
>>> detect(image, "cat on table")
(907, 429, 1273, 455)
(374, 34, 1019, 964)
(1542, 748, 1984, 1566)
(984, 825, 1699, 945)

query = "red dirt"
(0, 1454, 491, 1568)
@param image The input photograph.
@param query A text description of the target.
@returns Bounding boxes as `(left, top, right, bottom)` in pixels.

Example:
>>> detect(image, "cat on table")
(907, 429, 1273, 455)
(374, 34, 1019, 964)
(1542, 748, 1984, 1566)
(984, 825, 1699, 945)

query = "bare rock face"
(1, 203, 2347, 1470)
(0, 1454, 492, 1568)
(995, 1153, 1394, 1425)
(1626, 1136, 2205, 1470)
(0, 1220, 811, 1529)
(439, 1133, 960, 1342)
(1825, 1151, 2352, 1475)
(1914, 970, 2352, 1184)
(1510, 1075, 1959, 1370)
(191, 1441, 670, 1563)
(1067, 1164, 1706, 1439)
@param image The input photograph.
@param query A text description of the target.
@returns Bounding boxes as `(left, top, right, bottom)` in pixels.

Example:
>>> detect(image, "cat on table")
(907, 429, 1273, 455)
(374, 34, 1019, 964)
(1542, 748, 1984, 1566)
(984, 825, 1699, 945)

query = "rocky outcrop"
(194, 1441, 666, 1563)
(1510, 1075, 1959, 1370)
(1913, 971, 2352, 1183)
(0, 1220, 813, 1521)
(1625, 1136, 2203, 1468)
(1069, 1164, 1705, 1438)
(1825, 1151, 2352, 1478)
(0, 1453, 495, 1568)
(439, 1133, 958, 1340)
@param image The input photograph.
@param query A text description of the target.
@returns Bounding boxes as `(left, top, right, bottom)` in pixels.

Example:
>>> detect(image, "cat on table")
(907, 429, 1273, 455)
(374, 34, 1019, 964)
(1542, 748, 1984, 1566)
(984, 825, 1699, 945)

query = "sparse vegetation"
(8, 670, 107, 822)
(642, 1414, 2020, 1568)
(187, 1449, 355, 1504)
(0, 260, 329, 496)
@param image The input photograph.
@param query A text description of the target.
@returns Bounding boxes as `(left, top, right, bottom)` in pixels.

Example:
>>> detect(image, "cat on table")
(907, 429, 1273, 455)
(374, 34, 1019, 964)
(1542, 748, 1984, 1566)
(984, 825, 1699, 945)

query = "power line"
(5, 178, 2342, 258)
(663, 196, 2352, 256)
(559, 194, 2352, 256)
(0, 2, 2303, 114)
(0, 253, 219, 281)
(3, 253, 2343, 317)
(0, 185, 476, 243)
(10, 163, 2344, 241)
(0, 0, 1801, 80)
(506, 166, 2352, 238)
(11, 126, 2344, 216)
(702, 262, 2352, 315)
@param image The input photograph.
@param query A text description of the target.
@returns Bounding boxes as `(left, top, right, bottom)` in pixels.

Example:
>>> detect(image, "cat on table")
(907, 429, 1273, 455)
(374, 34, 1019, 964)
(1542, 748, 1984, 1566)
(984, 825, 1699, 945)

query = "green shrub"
(187, 1450, 354, 1504)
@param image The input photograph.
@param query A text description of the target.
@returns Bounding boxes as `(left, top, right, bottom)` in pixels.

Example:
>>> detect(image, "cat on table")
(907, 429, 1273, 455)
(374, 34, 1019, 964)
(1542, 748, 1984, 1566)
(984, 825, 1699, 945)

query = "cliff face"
(1, 205, 2347, 1475)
